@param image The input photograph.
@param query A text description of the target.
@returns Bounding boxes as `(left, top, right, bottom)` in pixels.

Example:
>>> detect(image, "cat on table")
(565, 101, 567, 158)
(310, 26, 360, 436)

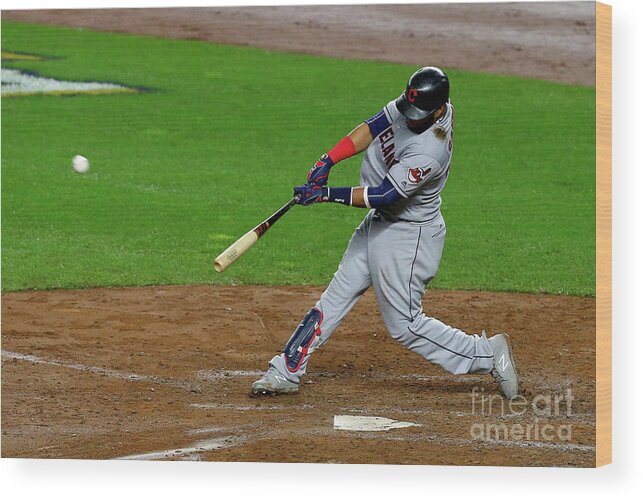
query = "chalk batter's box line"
(1, 350, 192, 390)
(3, 349, 596, 462)
(114, 423, 595, 461)
(2, 351, 595, 423)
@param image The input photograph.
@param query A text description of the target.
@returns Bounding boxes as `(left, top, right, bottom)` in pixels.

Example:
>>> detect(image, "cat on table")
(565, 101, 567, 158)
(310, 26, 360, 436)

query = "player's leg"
(252, 213, 373, 394)
(368, 216, 495, 375)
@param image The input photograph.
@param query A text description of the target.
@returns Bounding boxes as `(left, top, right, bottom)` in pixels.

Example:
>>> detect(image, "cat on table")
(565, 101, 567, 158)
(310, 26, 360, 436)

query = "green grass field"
(1, 22, 596, 295)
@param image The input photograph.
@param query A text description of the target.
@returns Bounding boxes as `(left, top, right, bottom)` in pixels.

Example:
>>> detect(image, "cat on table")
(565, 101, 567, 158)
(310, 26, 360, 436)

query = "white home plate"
(333, 415, 421, 432)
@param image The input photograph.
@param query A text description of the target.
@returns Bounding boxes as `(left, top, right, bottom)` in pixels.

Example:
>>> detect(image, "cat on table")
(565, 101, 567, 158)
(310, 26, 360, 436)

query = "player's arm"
(308, 106, 392, 186)
(295, 153, 441, 208)
(294, 177, 402, 209)
(348, 122, 375, 152)
(307, 123, 373, 185)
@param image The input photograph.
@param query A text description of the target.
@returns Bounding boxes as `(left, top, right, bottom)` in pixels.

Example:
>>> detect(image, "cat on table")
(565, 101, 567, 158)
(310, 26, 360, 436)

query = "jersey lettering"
(380, 127, 394, 143)
(379, 126, 399, 169)
(385, 155, 400, 168)
(382, 143, 395, 158)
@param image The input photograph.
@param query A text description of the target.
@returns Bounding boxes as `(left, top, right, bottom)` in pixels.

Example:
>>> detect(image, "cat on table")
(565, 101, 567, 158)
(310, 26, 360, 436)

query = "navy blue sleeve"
(364, 109, 391, 139)
(365, 176, 403, 208)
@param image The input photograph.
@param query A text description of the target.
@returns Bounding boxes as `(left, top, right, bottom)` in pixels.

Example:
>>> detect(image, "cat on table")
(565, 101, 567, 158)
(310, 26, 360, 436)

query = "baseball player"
(252, 67, 519, 399)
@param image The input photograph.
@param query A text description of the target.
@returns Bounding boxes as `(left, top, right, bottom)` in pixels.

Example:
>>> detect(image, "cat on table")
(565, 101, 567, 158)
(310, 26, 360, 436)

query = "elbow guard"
(365, 177, 402, 208)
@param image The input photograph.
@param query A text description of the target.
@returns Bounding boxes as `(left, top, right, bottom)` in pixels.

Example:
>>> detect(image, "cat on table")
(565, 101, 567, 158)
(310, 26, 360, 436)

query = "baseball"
(72, 155, 90, 174)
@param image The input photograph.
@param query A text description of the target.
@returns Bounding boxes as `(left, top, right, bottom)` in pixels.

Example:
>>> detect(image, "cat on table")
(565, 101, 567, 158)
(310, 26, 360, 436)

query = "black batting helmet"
(395, 67, 450, 120)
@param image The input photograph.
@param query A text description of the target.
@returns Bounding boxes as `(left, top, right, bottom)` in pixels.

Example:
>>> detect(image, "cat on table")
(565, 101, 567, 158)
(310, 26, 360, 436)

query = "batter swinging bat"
(214, 196, 299, 272)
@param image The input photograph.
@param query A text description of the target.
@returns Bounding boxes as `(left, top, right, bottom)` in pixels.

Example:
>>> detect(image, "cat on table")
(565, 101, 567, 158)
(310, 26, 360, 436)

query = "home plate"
(333, 415, 421, 432)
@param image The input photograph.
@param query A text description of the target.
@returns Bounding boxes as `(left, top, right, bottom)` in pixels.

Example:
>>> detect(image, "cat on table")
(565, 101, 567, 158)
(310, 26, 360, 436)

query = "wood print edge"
(595, 0, 612, 468)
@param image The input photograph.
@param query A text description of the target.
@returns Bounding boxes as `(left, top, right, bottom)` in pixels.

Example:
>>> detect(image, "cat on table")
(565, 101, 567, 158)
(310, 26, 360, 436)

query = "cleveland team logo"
(407, 87, 418, 103)
(407, 166, 432, 184)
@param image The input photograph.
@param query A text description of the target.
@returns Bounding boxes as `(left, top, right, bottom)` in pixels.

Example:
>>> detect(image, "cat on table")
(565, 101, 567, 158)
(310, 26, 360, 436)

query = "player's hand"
(307, 153, 334, 186)
(294, 184, 329, 206)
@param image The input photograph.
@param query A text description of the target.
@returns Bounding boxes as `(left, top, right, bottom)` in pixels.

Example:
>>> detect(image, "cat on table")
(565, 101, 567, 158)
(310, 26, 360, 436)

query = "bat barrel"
(214, 196, 298, 273)
(213, 230, 259, 272)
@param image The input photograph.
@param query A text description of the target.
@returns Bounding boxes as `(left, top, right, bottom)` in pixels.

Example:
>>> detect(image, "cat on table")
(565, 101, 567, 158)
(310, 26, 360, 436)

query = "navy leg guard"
(284, 308, 323, 373)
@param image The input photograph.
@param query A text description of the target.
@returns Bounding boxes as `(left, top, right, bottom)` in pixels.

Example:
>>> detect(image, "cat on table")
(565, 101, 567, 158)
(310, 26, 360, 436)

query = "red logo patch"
(407, 166, 432, 184)
(408, 88, 418, 103)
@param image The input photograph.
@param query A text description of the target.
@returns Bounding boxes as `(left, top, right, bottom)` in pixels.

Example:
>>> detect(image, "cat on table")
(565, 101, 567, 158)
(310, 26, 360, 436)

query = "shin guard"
(284, 307, 323, 373)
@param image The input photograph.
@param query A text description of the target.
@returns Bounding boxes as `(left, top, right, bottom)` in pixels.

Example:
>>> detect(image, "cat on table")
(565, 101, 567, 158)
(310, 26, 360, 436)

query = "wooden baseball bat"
(214, 196, 299, 272)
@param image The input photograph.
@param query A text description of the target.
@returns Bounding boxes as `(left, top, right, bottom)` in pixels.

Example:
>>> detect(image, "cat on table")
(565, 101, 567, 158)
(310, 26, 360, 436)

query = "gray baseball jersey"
(266, 99, 494, 384)
(361, 99, 454, 223)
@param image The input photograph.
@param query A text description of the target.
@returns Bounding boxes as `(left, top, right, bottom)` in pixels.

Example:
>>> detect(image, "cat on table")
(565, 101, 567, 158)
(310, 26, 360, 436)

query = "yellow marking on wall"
(3, 87, 139, 98)
(1, 52, 42, 61)
(1, 52, 140, 97)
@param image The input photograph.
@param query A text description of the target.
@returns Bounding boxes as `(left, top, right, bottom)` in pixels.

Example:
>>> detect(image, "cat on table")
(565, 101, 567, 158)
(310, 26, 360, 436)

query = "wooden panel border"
(596, 1, 612, 467)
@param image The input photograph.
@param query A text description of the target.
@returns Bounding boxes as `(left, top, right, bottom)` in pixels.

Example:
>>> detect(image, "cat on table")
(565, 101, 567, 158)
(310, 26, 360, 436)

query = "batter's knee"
(382, 312, 416, 346)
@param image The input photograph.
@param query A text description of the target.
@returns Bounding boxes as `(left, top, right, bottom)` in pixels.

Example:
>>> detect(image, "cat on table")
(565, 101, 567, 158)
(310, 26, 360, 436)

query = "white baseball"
(72, 155, 90, 174)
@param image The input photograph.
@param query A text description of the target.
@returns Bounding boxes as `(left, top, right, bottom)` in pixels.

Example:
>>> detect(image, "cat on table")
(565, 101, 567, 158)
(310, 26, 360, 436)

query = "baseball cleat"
(251, 367, 299, 396)
(489, 333, 520, 400)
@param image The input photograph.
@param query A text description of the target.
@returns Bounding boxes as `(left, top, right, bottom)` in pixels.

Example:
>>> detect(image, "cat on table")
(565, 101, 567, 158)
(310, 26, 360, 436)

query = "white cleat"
(251, 367, 299, 396)
(488, 333, 520, 400)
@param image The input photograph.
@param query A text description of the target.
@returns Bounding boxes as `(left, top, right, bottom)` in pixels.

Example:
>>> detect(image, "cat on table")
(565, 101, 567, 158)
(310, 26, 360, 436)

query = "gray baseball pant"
(269, 210, 494, 383)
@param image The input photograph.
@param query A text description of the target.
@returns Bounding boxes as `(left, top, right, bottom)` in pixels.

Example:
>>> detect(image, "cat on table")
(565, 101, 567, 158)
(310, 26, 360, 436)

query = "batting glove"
(307, 153, 334, 186)
(294, 184, 329, 206)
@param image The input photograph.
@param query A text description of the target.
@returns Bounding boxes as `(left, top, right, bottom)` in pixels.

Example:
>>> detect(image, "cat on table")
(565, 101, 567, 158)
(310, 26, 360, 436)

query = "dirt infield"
(2, 2, 596, 86)
(2, 285, 595, 466)
(1, 4, 596, 467)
